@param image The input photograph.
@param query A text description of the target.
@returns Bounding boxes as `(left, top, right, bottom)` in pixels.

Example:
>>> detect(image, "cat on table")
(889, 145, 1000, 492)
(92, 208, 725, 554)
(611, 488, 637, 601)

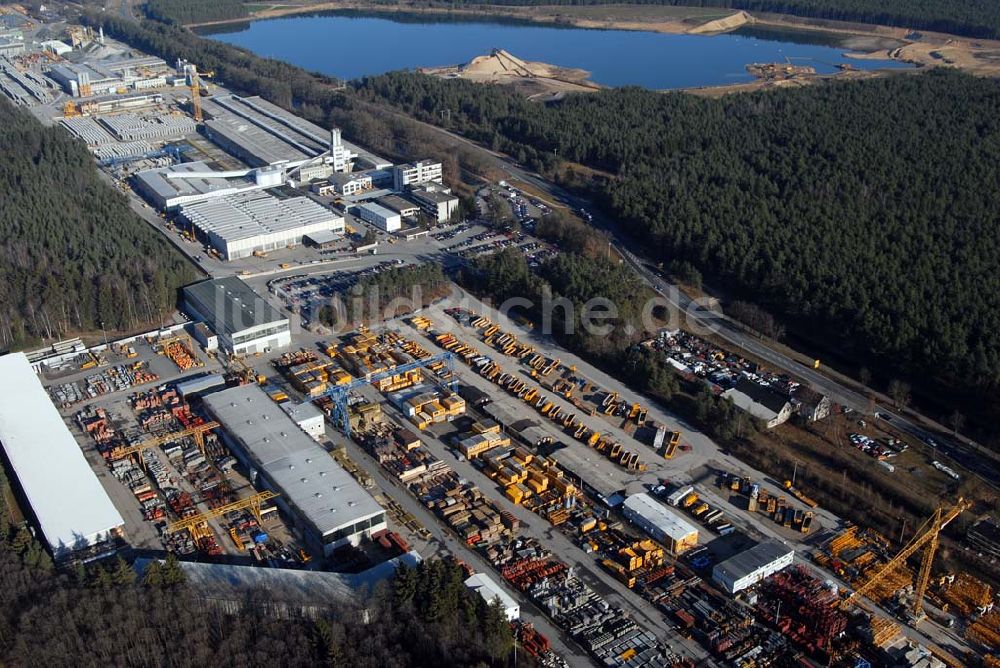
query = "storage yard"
(0, 11, 994, 668)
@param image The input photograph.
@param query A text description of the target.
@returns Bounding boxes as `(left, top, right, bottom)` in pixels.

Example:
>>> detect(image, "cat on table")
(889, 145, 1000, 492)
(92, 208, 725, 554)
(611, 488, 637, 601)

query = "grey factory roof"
(48, 62, 112, 84)
(0, 353, 124, 556)
(726, 378, 790, 415)
(330, 172, 371, 186)
(304, 229, 339, 246)
(376, 194, 420, 214)
(183, 276, 287, 338)
(547, 443, 626, 501)
(483, 401, 520, 427)
(204, 114, 313, 166)
(174, 373, 227, 398)
(179, 191, 339, 243)
(411, 187, 458, 204)
(97, 55, 166, 73)
(282, 400, 324, 424)
(623, 492, 699, 542)
(713, 540, 794, 583)
(135, 551, 421, 614)
(134, 161, 251, 202)
(204, 384, 382, 538)
(202, 94, 389, 169)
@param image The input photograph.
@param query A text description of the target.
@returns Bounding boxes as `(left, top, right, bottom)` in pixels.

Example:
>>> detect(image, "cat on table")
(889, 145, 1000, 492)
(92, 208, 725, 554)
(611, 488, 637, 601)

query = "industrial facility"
(201, 94, 389, 172)
(355, 201, 402, 232)
(182, 276, 291, 355)
(46, 54, 171, 97)
(132, 160, 259, 211)
(465, 572, 521, 621)
(203, 384, 386, 554)
(0, 353, 124, 559)
(178, 190, 344, 260)
(317, 172, 373, 197)
(621, 492, 699, 555)
(712, 540, 796, 594)
(137, 551, 421, 616)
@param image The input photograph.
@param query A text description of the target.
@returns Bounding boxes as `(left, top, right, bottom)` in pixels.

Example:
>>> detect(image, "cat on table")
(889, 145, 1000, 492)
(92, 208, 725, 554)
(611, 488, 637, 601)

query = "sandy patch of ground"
(688, 10, 752, 34)
(422, 49, 601, 99)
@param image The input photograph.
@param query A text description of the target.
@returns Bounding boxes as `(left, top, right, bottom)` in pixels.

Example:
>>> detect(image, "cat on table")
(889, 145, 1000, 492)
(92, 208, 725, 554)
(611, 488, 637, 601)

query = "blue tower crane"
(322, 351, 455, 437)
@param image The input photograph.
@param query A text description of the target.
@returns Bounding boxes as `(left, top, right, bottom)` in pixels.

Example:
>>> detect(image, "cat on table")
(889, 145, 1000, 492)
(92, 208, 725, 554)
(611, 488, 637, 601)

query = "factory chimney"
(98, 26, 105, 46)
(330, 128, 341, 153)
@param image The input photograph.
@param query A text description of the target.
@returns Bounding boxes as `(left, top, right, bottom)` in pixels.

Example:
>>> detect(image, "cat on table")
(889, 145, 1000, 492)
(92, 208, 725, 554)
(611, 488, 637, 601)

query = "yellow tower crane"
(187, 66, 213, 123)
(111, 421, 220, 469)
(165, 490, 280, 535)
(841, 497, 972, 618)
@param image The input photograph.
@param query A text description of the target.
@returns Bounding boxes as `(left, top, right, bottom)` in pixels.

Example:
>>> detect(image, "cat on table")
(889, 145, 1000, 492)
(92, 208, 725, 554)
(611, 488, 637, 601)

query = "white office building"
(183, 276, 291, 356)
(355, 201, 401, 232)
(393, 159, 443, 191)
(179, 190, 344, 260)
(411, 186, 460, 223)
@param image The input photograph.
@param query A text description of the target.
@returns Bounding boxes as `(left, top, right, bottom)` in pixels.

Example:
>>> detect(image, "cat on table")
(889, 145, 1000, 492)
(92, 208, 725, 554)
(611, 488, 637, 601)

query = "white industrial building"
(0, 353, 124, 559)
(465, 573, 520, 621)
(132, 161, 263, 211)
(393, 160, 443, 190)
(204, 385, 386, 555)
(40, 39, 72, 56)
(315, 172, 372, 197)
(182, 276, 291, 355)
(46, 56, 169, 97)
(178, 190, 344, 260)
(282, 401, 326, 440)
(0, 35, 24, 57)
(712, 540, 795, 594)
(622, 492, 699, 555)
(410, 186, 460, 223)
(355, 201, 401, 232)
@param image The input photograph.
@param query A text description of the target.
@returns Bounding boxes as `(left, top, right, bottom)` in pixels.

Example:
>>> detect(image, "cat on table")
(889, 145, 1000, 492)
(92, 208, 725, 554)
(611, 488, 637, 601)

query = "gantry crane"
(111, 421, 220, 469)
(322, 351, 454, 438)
(841, 497, 972, 618)
(165, 490, 279, 535)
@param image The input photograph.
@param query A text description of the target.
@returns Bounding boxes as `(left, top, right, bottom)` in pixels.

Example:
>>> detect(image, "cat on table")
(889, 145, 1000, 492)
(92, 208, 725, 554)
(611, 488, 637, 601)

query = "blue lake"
(202, 12, 913, 89)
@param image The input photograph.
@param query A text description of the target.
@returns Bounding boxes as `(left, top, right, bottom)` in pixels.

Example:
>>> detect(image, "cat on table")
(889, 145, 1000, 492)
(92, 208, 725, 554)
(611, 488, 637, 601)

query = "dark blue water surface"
(202, 12, 912, 89)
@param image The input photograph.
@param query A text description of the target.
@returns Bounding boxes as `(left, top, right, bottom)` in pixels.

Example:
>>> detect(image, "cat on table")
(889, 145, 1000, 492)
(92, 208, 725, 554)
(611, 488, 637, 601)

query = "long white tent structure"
(0, 353, 124, 558)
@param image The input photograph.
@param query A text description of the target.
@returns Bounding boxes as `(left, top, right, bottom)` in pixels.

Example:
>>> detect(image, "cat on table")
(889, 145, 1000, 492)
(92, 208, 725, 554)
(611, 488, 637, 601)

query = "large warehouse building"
(178, 190, 344, 260)
(201, 95, 390, 172)
(183, 276, 291, 355)
(712, 540, 795, 594)
(204, 385, 386, 555)
(0, 353, 124, 559)
(622, 492, 699, 555)
(132, 161, 259, 211)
